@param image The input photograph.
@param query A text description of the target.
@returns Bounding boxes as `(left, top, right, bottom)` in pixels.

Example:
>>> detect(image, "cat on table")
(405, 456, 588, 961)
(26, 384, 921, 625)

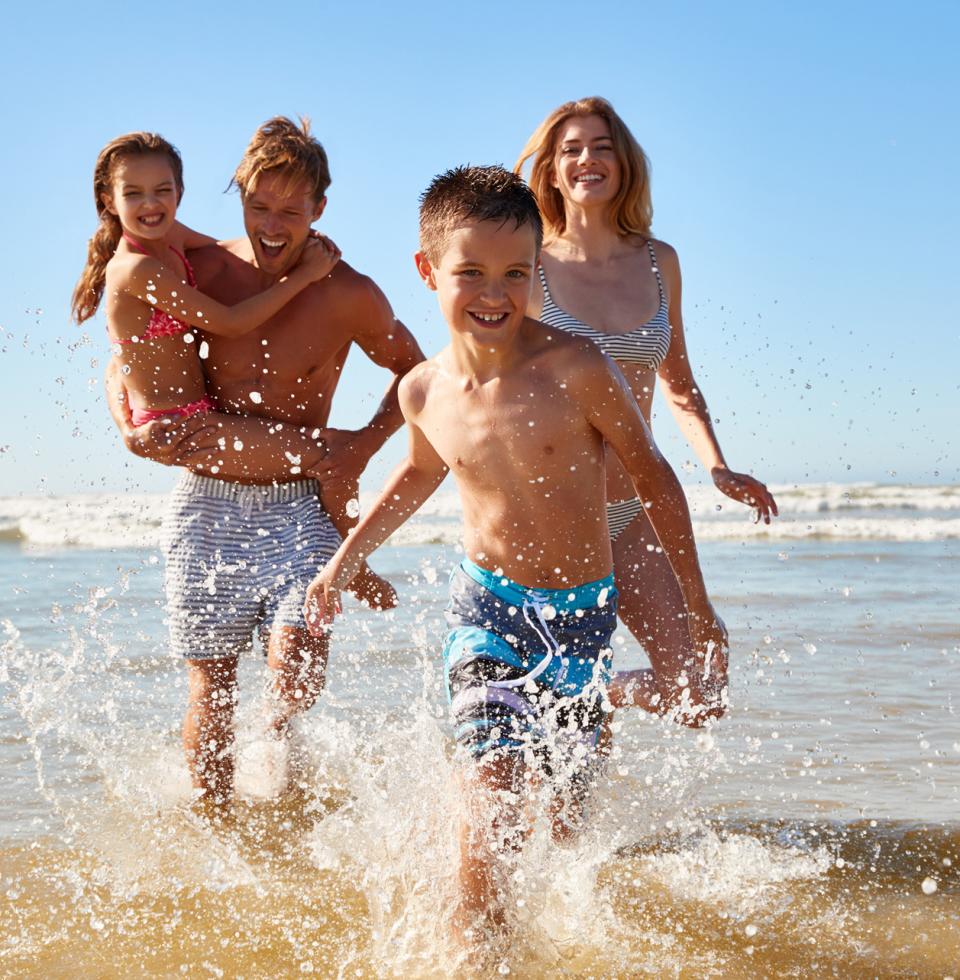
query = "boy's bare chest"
(423, 383, 593, 482)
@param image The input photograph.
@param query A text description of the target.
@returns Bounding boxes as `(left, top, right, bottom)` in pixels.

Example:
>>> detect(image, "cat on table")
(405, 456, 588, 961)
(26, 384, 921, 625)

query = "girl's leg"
(610, 509, 727, 725)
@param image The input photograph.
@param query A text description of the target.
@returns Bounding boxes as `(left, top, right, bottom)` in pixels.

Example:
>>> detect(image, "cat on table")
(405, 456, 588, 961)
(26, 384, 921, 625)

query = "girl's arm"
(655, 243, 778, 524)
(304, 416, 448, 630)
(175, 220, 218, 250)
(114, 236, 340, 340)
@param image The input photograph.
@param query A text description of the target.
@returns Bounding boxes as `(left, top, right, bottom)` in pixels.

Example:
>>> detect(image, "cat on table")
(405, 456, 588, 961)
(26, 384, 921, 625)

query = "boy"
(303, 166, 724, 938)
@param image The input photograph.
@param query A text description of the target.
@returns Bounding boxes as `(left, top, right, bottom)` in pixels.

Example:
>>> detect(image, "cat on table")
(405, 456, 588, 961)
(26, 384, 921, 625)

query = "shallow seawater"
(1, 527, 958, 976)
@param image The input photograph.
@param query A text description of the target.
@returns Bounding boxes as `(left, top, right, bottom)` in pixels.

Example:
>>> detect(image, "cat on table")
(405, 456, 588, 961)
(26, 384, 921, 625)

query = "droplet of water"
(346, 498, 360, 518)
(198, 340, 209, 359)
(744, 923, 757, 937)
(921, 877, 937, 895)
(249, 391, 263, 404)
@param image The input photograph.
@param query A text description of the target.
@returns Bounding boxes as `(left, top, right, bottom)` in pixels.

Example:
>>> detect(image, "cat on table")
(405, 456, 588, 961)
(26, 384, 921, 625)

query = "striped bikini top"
(538, 240, 671, 370)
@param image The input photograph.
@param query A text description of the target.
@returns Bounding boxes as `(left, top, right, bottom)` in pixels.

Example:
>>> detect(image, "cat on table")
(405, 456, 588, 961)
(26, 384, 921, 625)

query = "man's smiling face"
(242, 171, 325, 277)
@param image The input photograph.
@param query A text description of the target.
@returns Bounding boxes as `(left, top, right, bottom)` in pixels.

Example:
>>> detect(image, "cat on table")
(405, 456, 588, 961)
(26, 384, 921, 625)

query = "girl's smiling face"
(102, 154, 180, 241)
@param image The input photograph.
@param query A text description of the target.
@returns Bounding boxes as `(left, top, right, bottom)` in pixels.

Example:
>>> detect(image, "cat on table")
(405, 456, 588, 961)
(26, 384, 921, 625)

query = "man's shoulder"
(322, 260, 383, 305)
(186, 239, 243, 282)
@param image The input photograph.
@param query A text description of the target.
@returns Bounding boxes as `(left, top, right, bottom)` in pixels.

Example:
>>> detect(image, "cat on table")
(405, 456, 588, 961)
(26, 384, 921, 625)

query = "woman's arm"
(112, 236, 340, 340)
(656, 243, 778, 523)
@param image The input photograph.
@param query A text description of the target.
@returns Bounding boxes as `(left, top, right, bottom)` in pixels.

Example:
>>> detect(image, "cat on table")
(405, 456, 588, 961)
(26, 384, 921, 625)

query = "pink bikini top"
(113, 233, 198, 343)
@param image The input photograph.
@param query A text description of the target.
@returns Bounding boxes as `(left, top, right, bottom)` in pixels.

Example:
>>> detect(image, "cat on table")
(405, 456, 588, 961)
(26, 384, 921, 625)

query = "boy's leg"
(184, 656, 239, 804)
(454, 753, 527, 941)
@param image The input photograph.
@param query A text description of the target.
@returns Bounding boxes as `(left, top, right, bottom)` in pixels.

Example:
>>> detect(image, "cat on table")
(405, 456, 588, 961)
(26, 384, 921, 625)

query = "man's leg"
(265, 626, 330, 737)
(183, 656, 239, 804)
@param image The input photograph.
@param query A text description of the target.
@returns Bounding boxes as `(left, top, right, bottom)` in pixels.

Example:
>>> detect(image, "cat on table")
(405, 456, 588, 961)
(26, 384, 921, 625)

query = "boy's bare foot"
(346, 564, 398, 610)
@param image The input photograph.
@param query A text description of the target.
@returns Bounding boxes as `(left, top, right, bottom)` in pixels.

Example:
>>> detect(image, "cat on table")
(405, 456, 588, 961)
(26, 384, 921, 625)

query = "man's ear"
(414, 251, 437, 290)
(312, 196, 327, 221)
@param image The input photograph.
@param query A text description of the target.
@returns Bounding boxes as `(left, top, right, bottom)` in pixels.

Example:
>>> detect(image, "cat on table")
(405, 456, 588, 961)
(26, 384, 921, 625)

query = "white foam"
(1, 482, 958, 550)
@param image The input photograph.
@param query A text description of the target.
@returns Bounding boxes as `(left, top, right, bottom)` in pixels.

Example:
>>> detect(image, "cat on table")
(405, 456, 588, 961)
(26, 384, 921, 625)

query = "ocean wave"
(1, 483, 958, 550)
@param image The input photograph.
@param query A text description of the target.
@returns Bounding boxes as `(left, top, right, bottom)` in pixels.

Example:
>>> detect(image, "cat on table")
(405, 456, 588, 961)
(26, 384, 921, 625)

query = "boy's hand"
(304, 569, 343, 634)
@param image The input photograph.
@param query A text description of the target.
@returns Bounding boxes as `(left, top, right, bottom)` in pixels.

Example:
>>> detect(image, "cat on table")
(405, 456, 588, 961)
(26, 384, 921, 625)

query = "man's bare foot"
(346, 564, 398, 610)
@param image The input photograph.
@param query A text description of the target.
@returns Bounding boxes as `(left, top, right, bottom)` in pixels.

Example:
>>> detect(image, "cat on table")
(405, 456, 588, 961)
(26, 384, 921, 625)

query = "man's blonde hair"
(231, 116, 331, 203)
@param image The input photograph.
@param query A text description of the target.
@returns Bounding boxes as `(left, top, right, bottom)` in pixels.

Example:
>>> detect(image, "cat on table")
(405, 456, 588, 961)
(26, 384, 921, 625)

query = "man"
(107, 117, 424, 805)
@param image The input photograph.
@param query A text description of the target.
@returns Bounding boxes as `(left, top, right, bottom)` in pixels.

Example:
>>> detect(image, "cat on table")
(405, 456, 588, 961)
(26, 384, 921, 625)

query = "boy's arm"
(569, 347, 721, 642)
(304, 413, 448, 631)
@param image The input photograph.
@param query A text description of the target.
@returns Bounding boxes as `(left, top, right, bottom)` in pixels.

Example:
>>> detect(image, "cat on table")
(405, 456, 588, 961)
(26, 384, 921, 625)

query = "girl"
(72, 131, 338, 480)
(516, 98, 778, 722)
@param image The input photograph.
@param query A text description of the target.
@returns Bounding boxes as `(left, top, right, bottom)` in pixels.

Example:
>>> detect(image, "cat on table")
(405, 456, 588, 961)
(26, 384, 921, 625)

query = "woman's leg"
(610, 508, 727, 725)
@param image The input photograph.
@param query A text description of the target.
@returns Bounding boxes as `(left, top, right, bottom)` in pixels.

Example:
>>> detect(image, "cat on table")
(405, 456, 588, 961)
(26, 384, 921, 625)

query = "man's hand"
(304, 567, 345, 635)
(105, 363, 219, 465)
(310, 427, 380, 485)
(711, 467, 778, 525)
(347, 565, 399, 610)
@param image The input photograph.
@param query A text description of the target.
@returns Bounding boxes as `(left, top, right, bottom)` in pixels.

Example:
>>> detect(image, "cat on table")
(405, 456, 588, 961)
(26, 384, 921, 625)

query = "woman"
(516, 97, 777, 723)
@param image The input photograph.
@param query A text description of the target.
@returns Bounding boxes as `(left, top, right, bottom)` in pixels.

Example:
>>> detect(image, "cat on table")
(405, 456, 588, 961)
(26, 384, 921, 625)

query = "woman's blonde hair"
(515, 96, 652, 241)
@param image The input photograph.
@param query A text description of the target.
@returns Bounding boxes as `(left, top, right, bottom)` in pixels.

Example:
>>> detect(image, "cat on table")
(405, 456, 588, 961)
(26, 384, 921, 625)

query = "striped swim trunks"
(161, 473, 341, 660)
(443, 559, 617, 775)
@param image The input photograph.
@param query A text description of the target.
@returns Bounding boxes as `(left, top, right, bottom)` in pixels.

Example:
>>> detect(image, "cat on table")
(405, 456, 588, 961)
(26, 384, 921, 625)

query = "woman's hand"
(711, 466, 778, 524)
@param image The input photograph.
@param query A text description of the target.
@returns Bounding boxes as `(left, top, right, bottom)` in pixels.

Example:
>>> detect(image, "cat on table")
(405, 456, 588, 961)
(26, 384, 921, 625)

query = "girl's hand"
(711, 466, 778, 524)
(299, 235, 341, 282)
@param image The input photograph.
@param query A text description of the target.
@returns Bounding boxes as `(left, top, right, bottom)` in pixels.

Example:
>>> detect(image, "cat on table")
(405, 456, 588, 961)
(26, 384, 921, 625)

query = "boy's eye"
(506, 270, 528, 280)
(459, 269, 481, 277)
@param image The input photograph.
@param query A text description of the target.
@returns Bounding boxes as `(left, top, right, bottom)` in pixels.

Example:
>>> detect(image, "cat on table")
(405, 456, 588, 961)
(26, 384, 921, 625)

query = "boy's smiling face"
(416, 219, 537, 346)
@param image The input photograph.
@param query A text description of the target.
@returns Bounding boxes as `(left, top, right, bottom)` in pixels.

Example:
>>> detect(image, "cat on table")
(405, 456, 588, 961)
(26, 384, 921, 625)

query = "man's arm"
(314, 279, 425, 485)
(104, 360, 221, 465)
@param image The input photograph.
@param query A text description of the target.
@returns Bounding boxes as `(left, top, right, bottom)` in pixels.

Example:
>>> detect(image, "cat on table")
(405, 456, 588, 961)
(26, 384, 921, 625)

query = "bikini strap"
(646, 240, 665, 303)
(121, 231, 148, 255)
(167, 244, 197, 287)
(537, 262, 555, 309)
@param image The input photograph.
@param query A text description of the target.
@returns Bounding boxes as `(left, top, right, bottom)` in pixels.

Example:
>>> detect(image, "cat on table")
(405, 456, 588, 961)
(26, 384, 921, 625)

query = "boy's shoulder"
(522, 317, 610, 376)
(398, 352, 448, 417)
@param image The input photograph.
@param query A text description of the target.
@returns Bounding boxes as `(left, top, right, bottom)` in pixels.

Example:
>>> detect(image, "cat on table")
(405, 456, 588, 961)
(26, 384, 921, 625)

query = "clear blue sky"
(1, 0, 957, 495)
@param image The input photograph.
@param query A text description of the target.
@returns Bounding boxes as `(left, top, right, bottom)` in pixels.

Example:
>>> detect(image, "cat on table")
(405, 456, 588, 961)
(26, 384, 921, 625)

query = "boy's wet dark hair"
(418, 165, 544, 263)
